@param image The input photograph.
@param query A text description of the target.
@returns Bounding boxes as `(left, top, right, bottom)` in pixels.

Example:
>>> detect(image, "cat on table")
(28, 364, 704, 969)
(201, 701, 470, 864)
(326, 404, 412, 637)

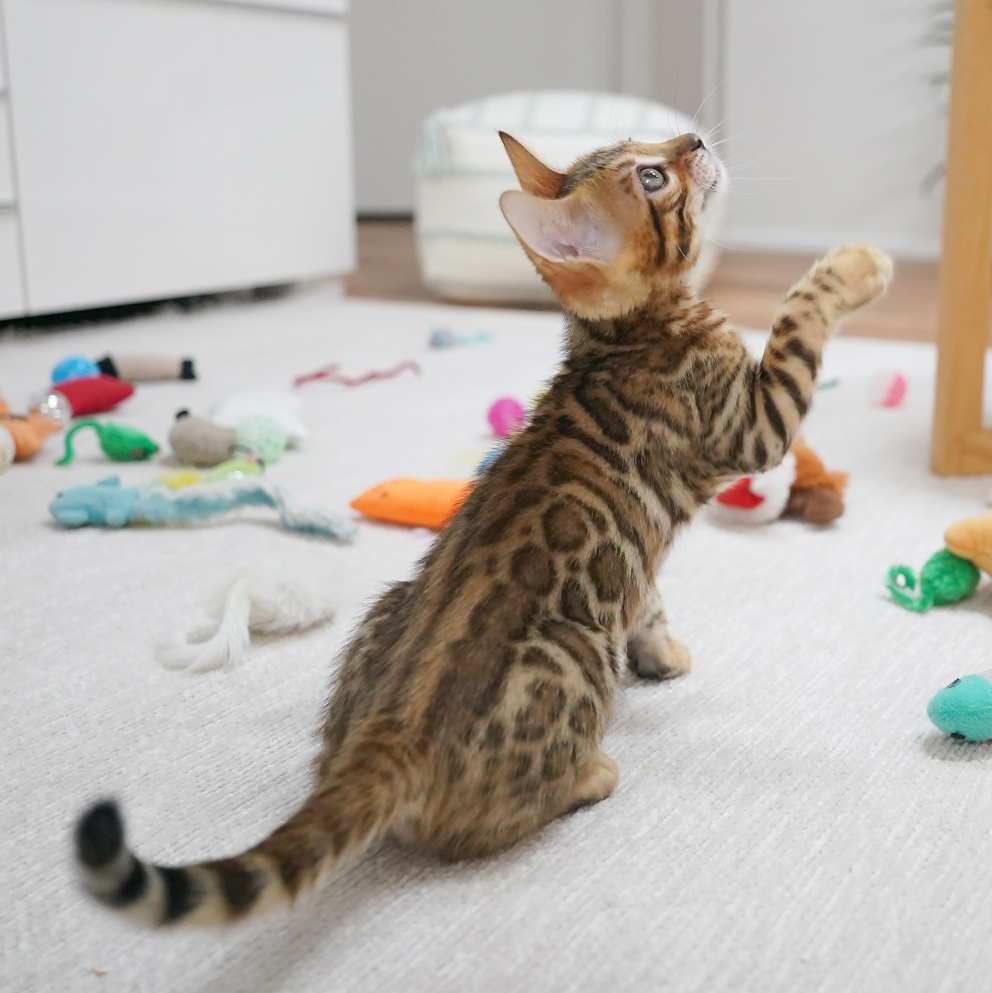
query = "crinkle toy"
(49, 477, 355, 540)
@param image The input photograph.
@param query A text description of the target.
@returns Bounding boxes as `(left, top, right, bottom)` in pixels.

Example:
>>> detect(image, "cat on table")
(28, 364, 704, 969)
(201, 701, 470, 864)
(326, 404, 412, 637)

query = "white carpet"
(3, 287, 992, 993)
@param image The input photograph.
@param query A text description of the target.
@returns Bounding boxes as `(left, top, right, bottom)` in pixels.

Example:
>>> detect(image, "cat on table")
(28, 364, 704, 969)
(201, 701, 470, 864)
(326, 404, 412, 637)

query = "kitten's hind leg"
(626, 584, 691, 681)
(565, 752, 619, 812)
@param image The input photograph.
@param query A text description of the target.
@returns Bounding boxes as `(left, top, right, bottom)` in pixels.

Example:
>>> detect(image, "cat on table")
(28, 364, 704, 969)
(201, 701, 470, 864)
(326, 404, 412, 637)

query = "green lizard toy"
(57, 419, 159, 465)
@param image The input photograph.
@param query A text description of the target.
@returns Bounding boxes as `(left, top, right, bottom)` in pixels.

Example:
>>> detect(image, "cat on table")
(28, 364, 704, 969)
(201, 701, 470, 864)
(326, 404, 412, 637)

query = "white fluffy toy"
(703, 452, 797, 527)
(156, 567, 336, 674)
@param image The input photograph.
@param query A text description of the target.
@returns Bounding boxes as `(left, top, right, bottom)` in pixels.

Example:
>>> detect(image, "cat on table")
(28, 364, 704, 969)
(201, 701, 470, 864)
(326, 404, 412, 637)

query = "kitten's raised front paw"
(817, 244, 893, 312)
(627, 633, 691, 681)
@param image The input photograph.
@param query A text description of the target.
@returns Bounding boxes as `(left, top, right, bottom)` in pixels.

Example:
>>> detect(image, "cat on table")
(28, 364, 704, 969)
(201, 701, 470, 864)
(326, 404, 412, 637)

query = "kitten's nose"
(685, 133, 705, 152)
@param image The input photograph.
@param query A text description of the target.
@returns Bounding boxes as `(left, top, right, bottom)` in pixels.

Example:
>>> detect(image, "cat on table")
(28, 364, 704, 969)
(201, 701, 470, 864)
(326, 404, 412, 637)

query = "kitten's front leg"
(720, 244, 892, 474)
(626, 584, 690, 681)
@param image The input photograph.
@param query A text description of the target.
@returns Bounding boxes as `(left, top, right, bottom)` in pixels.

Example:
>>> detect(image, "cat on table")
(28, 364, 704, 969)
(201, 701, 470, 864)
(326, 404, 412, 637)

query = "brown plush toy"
(783, 438, 849, 525)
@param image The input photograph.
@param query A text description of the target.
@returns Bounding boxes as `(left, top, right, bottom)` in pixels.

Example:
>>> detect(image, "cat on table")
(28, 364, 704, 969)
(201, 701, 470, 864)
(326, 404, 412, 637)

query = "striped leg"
(626, 583, 690, 681)
(717, 244, 892, 474)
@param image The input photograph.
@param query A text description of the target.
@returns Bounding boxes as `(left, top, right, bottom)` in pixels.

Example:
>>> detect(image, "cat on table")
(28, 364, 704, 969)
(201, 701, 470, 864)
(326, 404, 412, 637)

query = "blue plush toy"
(49, 477, 356, 540)
(927, 671, 992, 741)
(51, 355, 100, 384)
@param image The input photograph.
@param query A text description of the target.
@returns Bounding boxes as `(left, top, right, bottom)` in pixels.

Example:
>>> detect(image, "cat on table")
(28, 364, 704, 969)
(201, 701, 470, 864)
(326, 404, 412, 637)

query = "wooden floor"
(346, 219, 940, 343)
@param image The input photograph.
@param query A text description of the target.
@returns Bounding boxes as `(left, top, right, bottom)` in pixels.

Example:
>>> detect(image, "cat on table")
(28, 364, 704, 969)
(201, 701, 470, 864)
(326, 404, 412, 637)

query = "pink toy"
(868, 370, 907, 408)
(293, 361, 421, 388)
(488, 398, 525, 437)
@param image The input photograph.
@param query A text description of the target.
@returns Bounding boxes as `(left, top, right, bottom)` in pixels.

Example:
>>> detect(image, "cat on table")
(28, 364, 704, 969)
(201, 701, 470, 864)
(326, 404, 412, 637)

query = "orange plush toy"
(0, 397, 61, 460)
(351, 479, 472, 530)
(783, 438, 849, 525)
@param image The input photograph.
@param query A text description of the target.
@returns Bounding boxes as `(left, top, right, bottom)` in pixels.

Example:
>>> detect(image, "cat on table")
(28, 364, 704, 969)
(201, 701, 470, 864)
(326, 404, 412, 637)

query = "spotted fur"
(74, 133, 892, 926)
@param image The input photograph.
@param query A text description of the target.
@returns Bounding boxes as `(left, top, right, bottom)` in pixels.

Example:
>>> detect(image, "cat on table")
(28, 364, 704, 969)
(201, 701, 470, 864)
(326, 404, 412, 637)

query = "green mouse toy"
(57, 419, 158, 465)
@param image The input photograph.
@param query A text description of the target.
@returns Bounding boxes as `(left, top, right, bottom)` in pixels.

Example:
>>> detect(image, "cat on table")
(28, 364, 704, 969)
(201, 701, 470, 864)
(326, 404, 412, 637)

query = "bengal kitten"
(75, 132, 892, 926)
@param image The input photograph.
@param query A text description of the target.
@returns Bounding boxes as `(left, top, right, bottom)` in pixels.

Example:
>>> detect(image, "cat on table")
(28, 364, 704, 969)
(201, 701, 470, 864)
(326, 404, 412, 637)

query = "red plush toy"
(43, 375, 134, 418)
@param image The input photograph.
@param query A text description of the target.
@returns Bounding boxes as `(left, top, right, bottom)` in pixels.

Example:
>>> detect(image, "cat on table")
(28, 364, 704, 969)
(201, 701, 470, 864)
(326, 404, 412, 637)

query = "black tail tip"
(76, 800, 125, 869)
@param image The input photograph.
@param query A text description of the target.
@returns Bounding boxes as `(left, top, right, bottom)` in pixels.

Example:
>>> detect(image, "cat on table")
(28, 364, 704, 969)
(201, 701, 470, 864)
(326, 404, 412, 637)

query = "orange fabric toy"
(784, 438, 850, 525)
(351, 479, 472, 530)
(0, 397, 61, 460)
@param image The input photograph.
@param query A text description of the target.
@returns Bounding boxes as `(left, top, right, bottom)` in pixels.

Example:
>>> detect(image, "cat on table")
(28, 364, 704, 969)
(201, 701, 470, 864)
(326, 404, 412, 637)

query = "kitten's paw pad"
(817, 244, 893, 310)
(627, 635, 691, 681)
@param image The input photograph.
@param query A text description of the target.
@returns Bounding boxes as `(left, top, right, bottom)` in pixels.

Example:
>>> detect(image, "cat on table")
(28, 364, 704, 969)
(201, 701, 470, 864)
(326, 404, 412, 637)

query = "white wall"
(719, 0, 949, 259)
(349, 0, 708, 215)
(352, 0, 946, 261)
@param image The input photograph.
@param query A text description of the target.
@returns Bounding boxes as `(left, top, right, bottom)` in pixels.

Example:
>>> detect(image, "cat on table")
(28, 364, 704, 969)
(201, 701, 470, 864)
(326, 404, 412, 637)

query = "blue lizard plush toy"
(49, 477, 356, 540)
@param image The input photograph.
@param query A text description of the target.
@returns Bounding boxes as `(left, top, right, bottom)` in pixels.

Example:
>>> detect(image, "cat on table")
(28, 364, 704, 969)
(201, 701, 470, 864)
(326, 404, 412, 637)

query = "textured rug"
(3, 287, 992, 993)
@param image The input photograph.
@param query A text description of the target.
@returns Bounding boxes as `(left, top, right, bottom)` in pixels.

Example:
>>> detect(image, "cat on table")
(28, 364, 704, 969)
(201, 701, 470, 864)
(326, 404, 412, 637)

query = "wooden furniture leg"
(931, 0, 992, 475)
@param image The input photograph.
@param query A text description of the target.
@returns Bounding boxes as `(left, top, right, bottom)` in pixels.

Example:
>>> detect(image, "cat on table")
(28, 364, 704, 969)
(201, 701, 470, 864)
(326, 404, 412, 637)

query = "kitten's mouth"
(693, 152, 726, 210)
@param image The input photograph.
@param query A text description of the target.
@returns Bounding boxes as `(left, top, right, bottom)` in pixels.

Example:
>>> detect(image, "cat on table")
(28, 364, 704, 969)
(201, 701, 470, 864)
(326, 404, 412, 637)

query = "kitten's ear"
(499, 132, 567, 199)
(499, 190, 622, 264)
(500, 190, 626, 312)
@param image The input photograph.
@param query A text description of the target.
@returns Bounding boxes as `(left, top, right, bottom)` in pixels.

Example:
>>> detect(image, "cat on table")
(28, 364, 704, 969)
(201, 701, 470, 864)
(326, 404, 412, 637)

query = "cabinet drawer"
(0, 209, 25, 318)
(0, 101, 14, 204)
(4, 0, 354, 315)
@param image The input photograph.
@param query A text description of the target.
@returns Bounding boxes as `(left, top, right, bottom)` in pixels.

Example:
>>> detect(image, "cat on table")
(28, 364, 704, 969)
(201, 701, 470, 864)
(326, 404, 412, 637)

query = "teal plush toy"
(927, 672, 992, 741)
(49, 476, 355, 540)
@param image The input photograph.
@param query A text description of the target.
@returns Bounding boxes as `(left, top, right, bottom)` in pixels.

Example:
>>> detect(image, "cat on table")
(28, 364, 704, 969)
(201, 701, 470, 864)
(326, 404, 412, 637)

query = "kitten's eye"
(639, 167, 666, 193)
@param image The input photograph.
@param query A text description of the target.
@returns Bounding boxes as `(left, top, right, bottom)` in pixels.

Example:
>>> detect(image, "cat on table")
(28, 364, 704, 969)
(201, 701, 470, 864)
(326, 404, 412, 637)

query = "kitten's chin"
(693, 152, 726, 211)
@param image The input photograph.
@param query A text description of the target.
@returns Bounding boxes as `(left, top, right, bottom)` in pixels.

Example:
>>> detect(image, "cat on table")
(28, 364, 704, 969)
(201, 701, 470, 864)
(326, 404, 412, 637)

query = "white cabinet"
(0, 0, 355, 318)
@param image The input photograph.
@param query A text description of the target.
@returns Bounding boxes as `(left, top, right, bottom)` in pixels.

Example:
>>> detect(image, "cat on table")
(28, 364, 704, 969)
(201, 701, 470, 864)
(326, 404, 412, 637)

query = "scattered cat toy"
(488, 397, 526, 437)
(705, 439, 849, 527)
(156, 567, 336, 674)
(156, 457, 263, 489)
(893, 512, 992, 741)
(429, 329, 494, 349)
(0, 395, 61, 465)
(52, 353, 196, 384)
(351, 478, 472, 529)
(57, 420, 159, 465)
(293, 360, 421, 388)
(927, 670, 992, 742)
(885, 510, 992, 612)
(49, 476, 356, 540)
(169, 411, 288, 467)
(31, 375, 134, 421)
(168, 392, 306, 467)
(867, 369, 908, 408)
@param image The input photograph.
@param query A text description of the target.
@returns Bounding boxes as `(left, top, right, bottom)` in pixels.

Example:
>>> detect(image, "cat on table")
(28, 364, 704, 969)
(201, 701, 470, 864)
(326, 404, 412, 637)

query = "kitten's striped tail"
(74, 747, 406, 926)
